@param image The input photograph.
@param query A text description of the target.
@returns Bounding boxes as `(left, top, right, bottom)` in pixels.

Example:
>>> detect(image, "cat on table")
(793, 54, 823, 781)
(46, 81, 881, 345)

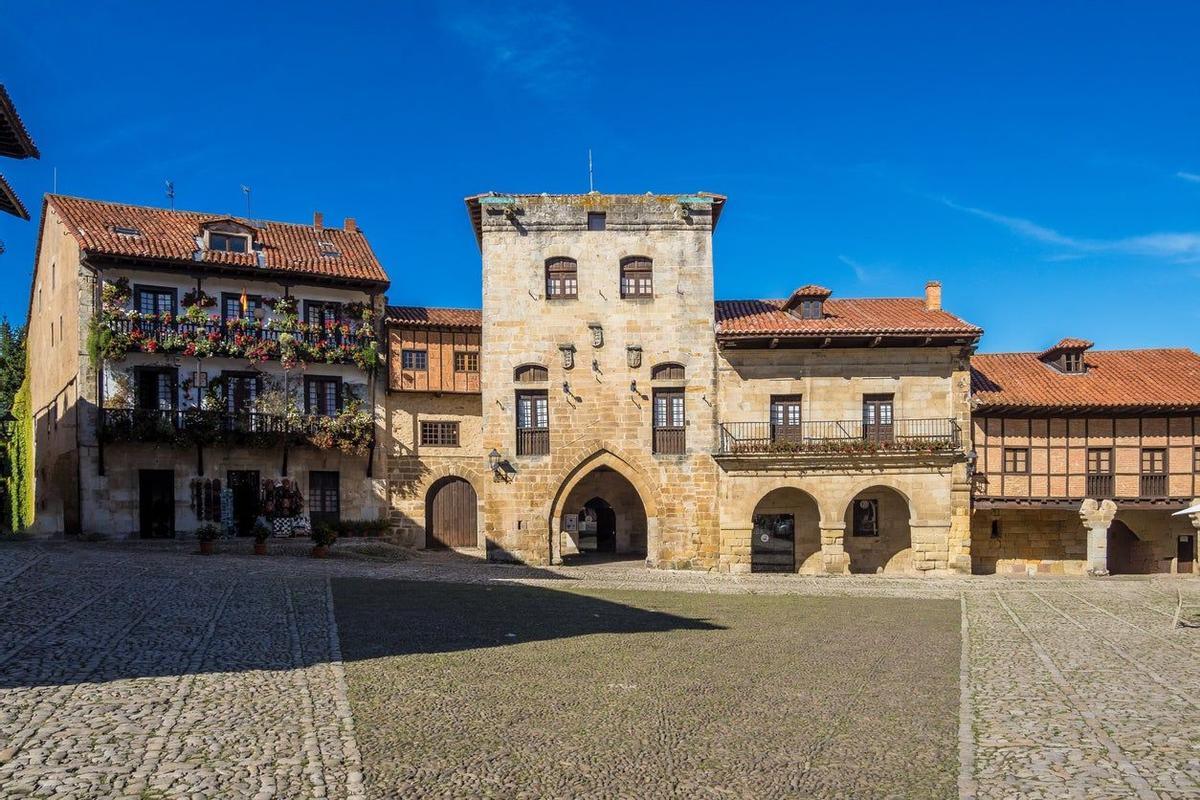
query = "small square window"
(420, 421, 460, 447)
(799, 299, 823, 320)
(454, 351, 479, 373)
(402, 349, 428, 371)
(209, 232, 248, 253)
(587, 212, 606, 231)
(1003, 447, 1029, 474)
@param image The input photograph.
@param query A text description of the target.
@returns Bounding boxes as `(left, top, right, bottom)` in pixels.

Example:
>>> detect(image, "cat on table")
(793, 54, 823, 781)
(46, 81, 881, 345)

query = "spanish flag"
(239, 289, 248, 316)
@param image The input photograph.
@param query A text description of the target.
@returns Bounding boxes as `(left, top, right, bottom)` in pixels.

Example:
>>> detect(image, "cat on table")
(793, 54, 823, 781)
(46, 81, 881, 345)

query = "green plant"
(5, 378, 32, 531)
(252, 520, 272, 543)
(196, 523, 221, 542)
(311, 525, 338, 548)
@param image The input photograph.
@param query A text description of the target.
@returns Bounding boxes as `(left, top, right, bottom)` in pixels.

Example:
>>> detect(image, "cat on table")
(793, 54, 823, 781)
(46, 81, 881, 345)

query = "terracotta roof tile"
(47, 195, 389, 285)
(385, 305, 482, 328)
(0, 85, 38, 160)
(790, 284, 832, 298)
(1037, 337, 1094, 359)
(715, 297, 983, 338)
(0, 174, 29, 220)
(972, 348, 1200, 411)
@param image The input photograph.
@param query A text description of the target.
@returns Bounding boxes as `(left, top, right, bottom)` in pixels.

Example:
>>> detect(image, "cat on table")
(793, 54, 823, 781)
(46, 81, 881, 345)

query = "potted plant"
(252, 520, 272, 555)
(311, 524, 337, 558)
(197, 523, 220, 555)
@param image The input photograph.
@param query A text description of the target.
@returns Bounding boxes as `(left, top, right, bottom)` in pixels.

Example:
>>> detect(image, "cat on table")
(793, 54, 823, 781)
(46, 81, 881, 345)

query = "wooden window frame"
(221, 292, 263, 322)
(514, 364, 548, 383)
(650, 362, 685, 381)
(1194, 446, 1200, 475)
(221, 370, 263, 413)
(1003, 447, 1030, 474)
(401, 349, 428, 371)
(453, 351, 479, 373)
(545, 257, 578, 300)
(799, 299, 823, 320)
(515, 390, 550, 456)
(303, 375, 343, 416)
(1140, 447, 1167, 475)
(208, 231, 250, 253)
(134, 284, 177, 316)
(1086, 447, 1113, 475)
(652, 388, 686, 455)
(620, 257, 653, 299)
(134, 366, 179, 411)
(419, 420, 460, 447)
(303, 300, 342, 329)
(587, 212, 606, 231)
(1063, 352, 1084, 373)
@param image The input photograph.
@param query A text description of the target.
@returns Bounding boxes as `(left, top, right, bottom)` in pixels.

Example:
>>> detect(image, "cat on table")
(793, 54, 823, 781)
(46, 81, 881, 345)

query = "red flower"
(144, 340, 159, 353)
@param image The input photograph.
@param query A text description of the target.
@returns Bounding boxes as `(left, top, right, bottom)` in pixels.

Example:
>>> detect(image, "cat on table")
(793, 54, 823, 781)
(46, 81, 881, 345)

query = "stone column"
(820, 522, 850, 574)
(910, 522, 952, 573)
(1079, 498, 1117, 576)
(719, 526, 753, 574)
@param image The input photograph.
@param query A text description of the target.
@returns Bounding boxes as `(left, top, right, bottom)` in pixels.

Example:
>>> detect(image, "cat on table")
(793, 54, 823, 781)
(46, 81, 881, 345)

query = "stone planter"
(199, 540, 215, 556)
(311, 545, 329, 559)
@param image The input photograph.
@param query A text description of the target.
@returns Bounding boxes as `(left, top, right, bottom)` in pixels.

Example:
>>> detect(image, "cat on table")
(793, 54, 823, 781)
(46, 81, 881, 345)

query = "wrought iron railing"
(653, 426, 686, 455)
(516, 427, 550, 456)
(715, 418, 961, 456)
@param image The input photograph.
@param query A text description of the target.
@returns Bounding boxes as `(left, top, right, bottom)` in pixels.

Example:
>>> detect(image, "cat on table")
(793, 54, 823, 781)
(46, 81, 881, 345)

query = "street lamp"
(488, 448, 501, 473)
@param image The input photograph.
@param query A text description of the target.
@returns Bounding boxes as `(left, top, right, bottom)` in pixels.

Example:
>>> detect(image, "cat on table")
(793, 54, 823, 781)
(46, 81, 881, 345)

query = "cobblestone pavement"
(0, 539, 1197, 798)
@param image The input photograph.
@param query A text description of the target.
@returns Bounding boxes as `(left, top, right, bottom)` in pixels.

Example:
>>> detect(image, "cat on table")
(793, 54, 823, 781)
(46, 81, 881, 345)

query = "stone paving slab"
(0, 540, 1197, 798)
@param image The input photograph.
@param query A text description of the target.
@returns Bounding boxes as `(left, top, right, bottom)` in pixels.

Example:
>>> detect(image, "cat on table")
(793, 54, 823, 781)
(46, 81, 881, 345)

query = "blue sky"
(1, 1, 1197, 352)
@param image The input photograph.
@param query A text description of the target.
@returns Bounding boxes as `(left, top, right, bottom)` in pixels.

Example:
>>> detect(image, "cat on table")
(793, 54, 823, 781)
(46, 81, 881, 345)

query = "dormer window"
(1038, 337, 1093, 374)
(782, 285, 832, 320)
(318, 241, 341, 258)
(209, 232, 248, 253)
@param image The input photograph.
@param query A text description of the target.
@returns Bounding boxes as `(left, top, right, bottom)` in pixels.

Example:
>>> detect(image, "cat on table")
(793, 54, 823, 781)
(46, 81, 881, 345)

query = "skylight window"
(318, 241, 341, 258)
(111, 225, 142, 237)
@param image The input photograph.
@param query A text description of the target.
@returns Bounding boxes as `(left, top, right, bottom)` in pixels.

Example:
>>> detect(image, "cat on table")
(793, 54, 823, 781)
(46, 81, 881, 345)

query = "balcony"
(93, 314, 379, 371)
(653, 426, 686, 455)
(1139, 473, 1168, 498)
(99, 407, 374, 454)
(715, 418, 961, 457)
(1085, 474, 1114, 498)
(516, 427, 550, 456)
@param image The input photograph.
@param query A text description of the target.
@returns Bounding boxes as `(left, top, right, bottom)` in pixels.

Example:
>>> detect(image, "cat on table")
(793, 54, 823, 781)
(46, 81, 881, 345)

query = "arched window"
(620, 257, 653, 298)
(545, 257, 578, 299)
(514, 364, 549, 383)
(651, 362, 685, 381)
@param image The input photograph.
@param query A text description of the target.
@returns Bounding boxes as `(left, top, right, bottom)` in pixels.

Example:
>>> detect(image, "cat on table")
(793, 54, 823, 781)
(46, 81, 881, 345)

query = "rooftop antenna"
(52, 166, 57, 194)
(241, 184, 252, 218)
(165, 180, 175, 210)
(588, 149, 594, 193)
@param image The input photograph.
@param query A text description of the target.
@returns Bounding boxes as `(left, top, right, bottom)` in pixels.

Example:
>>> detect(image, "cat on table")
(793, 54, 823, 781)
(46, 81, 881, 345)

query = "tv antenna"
(588, 149, 595, 193)
(165, 180, 175, 210)
(241, 185, 252, 218)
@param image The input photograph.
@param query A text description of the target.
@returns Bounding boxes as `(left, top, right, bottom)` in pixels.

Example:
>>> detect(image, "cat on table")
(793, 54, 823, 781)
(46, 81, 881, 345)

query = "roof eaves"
(0, 174, 29, 220)
(0, 84, 39, 159)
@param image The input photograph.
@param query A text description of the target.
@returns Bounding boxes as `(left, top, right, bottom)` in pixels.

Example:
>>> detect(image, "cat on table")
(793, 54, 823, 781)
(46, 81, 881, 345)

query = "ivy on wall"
(5, 378, 33, 532)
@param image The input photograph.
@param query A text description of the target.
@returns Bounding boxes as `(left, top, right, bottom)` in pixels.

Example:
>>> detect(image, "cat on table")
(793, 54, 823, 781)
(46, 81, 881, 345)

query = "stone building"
(383, 192, 983, 573)
(24, 195, 389, 537)
(970, 339, 1200, 575)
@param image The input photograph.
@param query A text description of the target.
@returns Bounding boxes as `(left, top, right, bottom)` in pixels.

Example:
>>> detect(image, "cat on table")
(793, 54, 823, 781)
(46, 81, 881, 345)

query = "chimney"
(343, 217, 357, 232)
(313, 211, 324, 230)
(924, 280, 942, 311)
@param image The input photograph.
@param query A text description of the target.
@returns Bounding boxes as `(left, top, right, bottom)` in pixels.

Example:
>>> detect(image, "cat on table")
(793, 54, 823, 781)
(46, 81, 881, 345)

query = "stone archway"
(547, 449, 660, 565)
(842, 485, 913, 574)
(750, 487, 822, 573)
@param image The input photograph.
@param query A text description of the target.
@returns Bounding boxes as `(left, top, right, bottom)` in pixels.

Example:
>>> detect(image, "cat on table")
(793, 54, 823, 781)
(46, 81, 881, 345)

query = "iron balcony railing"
(99, 408, 371, 450)
(715, 418, 961, 456)
(103, 317, 374, 349)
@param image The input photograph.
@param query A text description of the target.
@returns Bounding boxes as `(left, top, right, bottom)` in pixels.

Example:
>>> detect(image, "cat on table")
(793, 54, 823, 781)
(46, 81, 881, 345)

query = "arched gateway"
(548, 451, 659, 564)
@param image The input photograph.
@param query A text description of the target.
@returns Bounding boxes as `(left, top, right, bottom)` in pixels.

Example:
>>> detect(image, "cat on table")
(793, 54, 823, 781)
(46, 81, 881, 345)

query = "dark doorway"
(752, 513, 795, 572)
(309, 471, 340, 528)
(426, 477, 478, 548)
(1179, 534, 1195, 575)
(227, 470, 260, 536)
(138, 470, 175, 539)
(582, 497, 617, 553)
(1107, 520, 1156, 574)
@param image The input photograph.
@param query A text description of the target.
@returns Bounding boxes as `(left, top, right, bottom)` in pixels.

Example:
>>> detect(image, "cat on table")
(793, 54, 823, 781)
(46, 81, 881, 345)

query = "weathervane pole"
(588, 149, 594, 193)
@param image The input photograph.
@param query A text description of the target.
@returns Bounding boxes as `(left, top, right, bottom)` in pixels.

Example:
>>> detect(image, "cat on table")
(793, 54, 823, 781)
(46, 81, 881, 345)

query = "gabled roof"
(0, 85, 39, 160)
(715, 297, 983, 339)
(386, 305, 482, 329)
(972, 348, 1200, 412)
(0, 174, 29, 219)
(46, 195, 389, 286)
(1037, 337, 1093, 360)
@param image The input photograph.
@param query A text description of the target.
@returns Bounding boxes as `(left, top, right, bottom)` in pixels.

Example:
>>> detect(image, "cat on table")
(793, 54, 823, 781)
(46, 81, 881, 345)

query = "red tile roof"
(386, 305, 482, 328)
(790, 284, 832, 299)
(47, 195, 389, 285)
(0, 174, 29, 220)
(0, 84, 39, 160)
(715, 297, 983, 338)
(972, 348, 1200, 411)
(1037, 337, 1094, 359)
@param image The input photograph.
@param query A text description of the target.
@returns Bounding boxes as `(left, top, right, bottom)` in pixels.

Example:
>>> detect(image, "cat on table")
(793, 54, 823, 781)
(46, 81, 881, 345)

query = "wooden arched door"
(426, 478, 478, 548)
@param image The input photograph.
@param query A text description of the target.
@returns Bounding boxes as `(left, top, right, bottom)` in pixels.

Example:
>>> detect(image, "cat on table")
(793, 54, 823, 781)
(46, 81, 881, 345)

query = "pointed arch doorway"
(551, 456, 657, 565)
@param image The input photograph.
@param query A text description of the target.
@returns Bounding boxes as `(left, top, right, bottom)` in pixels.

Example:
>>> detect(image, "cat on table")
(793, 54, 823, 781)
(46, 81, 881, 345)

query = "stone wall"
(477, 194, 721, 567)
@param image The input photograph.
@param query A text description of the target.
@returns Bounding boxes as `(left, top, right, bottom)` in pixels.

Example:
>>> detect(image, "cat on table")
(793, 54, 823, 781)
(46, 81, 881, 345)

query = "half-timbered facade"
(25, 196, 389, 538)
(970, 340, 1200, 575)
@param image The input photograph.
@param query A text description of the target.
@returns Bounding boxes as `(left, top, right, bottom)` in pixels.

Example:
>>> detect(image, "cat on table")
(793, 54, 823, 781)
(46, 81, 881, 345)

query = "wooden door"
(770, 395, 802, 443)
(138, 470, 175, 539)
(1179, 535, 1195, 574)
(309, 471, 340, 527)
(228, 470, 260, 536)
(863, 394, 894, 442)
(427, 478, 477, 548)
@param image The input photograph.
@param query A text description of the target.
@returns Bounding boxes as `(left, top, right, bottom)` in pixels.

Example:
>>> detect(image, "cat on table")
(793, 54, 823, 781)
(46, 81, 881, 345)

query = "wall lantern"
(630, 380, 638, 393)
(626, 345, 642, 369)
(588, 322, 603, 348)
(559, 344, 576, 370)
(488, 448, 501, 472)
(488, 448, 514, 482)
